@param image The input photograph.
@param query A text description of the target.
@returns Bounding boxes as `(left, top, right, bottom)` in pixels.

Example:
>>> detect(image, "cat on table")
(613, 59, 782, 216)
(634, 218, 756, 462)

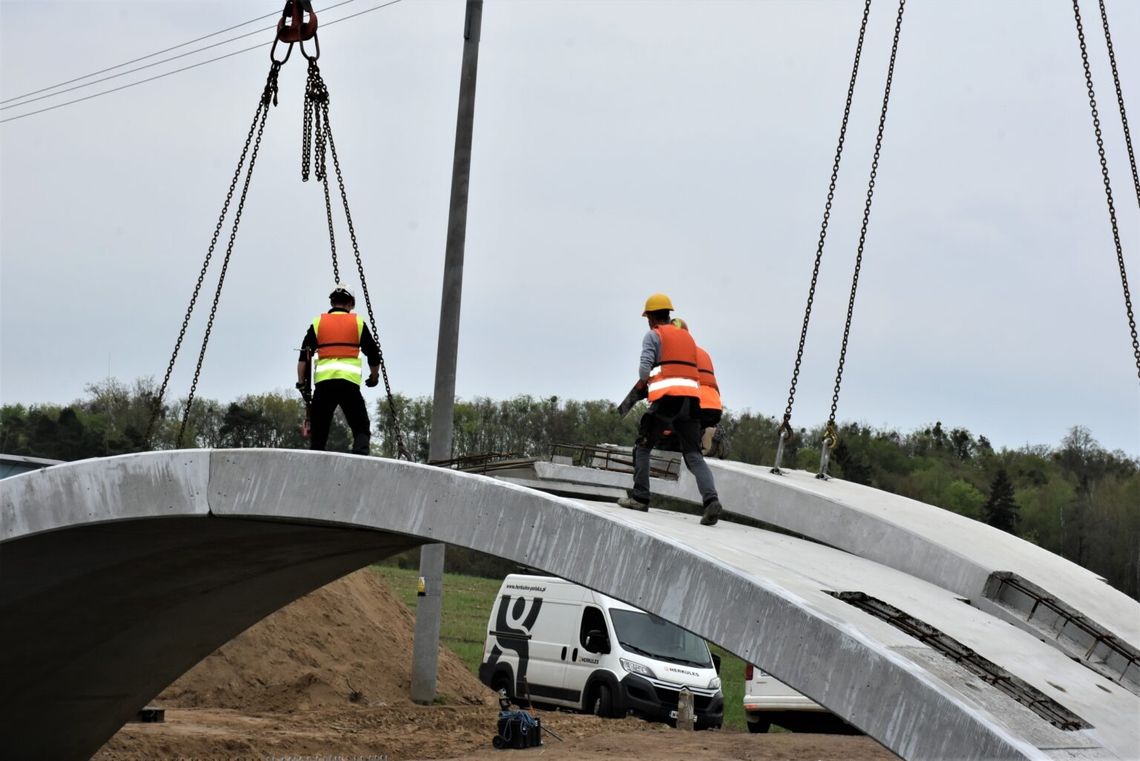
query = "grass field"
(370, 565, 749, 731)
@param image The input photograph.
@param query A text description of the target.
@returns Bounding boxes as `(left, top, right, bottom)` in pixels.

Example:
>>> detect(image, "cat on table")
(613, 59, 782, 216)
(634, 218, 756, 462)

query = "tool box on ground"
(492, 689, 542, 749)
(492, 710, 542, 749)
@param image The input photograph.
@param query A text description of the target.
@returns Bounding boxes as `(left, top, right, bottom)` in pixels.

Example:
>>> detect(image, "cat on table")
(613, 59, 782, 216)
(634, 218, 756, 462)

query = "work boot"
(616, 496, 649, 512)
(700, 499, 722, 526)
(351, 433, 371, 455)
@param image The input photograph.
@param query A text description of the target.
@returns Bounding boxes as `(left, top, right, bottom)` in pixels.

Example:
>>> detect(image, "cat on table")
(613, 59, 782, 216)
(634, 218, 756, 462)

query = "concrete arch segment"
(711, 461, 1137, 640)
(534, 454, 1140, 689)
(705, 461, 1140, 692)
(0, 451, 1120, 761)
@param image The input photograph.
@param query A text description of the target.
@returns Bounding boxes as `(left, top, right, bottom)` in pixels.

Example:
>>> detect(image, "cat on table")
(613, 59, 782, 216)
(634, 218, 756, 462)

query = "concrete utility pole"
(411, 0, 483, 705)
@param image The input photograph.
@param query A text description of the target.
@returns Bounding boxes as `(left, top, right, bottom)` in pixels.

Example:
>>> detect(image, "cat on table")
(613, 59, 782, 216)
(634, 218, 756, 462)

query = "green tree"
(942, 479, 987, 520)
(81, 377, 158, 454)
(983, 468, 1020, 534)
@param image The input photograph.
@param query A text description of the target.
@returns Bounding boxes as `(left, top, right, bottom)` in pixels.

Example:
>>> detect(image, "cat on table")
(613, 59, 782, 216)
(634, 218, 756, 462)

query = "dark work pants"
(700, 408, 722, 429)
(310, 378, 371, 455)
(631, 396, 719, 505)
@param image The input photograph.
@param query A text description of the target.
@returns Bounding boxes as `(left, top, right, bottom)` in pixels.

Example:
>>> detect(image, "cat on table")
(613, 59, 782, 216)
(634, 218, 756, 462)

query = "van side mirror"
(712, 653, 721, 674)
(585, 629, 610, 654)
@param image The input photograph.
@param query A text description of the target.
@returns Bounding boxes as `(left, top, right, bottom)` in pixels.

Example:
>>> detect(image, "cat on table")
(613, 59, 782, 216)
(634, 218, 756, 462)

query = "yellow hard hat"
(642, 293, 674, 315)
(671, 317, 688, 331)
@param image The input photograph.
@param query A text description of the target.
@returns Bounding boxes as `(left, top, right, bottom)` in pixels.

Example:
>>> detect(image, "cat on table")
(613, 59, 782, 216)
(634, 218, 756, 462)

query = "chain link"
(1073, 0, 1140, 382)
(177, 69, 280, 446)
(826, 0, 907, 435)
(302, 70, 314, 182)
(146, 63, 282, 446)
(305, 61, 411, 460)
(777, 0, 872, 443)
(1096, 0, 1140, 211)
(321, 155, 341, 284)
(303, 60, 341, 282)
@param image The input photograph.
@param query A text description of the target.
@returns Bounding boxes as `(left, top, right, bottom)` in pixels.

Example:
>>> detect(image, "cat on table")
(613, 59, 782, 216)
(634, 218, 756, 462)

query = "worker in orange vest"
(672, 318, 723, 456)
(297, 284, 380, 454)
(617, 293, 724, 526)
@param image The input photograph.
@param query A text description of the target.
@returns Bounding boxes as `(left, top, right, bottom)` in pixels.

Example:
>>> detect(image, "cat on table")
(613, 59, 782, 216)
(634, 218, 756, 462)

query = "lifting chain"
(303, 59, 412, 460)
(1072, 0, 1140, 382)
(1094, 0, 1140, 211)
(147, 2, 409, 457)
(146, 62, 282, 447)
(818, 0, 907, 480)
(771, 0, 873, 475)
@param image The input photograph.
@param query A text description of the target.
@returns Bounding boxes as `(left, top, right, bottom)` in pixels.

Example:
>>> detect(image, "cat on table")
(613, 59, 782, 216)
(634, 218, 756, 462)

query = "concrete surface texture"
(534, 451, 1140, 689)
(1, 450, 1135, 761)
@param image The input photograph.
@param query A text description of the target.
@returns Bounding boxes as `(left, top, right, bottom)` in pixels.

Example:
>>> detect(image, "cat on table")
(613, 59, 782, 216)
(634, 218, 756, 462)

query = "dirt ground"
(97, 705, 895, 760)
(93, 570, 896, 761)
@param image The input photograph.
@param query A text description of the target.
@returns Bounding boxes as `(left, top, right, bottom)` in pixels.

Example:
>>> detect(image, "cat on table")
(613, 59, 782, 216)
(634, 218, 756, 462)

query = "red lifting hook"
(277, 0, 318, 43)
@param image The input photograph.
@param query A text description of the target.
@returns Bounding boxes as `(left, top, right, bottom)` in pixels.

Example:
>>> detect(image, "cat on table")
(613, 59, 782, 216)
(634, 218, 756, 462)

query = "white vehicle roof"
(503, 574, 659, 615)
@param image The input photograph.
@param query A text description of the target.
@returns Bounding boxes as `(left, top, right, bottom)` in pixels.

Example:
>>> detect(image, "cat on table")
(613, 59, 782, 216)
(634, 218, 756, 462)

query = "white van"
(744, 663, 856, 734)
(479, 574, 724, 729)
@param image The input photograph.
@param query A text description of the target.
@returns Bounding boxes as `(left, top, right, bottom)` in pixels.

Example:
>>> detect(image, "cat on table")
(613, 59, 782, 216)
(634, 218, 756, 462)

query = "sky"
(1, 0, 1138, 456)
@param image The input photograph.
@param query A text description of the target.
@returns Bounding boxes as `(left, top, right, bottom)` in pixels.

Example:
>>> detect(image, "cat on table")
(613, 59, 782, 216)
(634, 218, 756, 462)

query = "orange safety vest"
(312, 312, 364, 384)
(696, 346, 722, 412)
(648, 324, 701, 403)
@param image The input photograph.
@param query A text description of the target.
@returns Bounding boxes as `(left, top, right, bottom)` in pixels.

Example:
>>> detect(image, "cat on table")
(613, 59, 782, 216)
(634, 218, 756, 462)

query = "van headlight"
(708, 676, 721, 690)
(619, 658, 656, 679)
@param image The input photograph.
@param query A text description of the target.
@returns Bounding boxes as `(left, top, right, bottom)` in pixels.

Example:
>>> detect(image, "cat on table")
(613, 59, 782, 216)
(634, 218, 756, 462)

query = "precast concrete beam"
(535, 452, 1140, 690)
(1, 451, 1130, 760)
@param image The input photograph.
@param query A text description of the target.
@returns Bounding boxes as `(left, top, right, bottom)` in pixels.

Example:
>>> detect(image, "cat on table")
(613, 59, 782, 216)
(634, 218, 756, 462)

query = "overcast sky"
(2, 0, 1138, 456)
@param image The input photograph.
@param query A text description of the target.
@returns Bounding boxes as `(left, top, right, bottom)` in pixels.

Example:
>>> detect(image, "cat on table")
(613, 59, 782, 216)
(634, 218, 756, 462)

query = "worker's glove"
(365, 376, 379, 388)
(295, 382, 312, 404)
(634, 379, 648, 399)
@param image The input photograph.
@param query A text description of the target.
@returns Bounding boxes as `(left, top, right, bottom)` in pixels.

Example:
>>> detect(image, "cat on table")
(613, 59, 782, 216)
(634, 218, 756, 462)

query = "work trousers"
(310, 378, 371, 455)
(631, 396, 719, 505)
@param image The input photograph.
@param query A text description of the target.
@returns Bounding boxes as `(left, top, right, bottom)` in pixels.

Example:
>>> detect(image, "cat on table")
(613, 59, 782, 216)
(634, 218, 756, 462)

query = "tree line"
(2, 377, 1137, 599)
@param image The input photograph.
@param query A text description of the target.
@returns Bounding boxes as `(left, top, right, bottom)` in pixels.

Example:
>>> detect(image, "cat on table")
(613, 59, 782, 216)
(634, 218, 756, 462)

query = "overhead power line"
(2, 23, 281, 112)
(1, 0, 359, 109)
(1, 44, 266, 125)
(0, 0, 404, 126)
(0, 8, 282, 106)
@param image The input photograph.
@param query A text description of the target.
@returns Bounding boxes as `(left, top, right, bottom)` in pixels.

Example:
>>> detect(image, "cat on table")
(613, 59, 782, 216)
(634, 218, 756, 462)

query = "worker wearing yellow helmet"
(296, 283, 381, 455)
(617, 293, 724, 526)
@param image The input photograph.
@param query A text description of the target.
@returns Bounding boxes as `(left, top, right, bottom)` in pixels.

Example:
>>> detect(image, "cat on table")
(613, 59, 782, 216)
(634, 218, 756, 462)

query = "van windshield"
(609, 609, 712, 668)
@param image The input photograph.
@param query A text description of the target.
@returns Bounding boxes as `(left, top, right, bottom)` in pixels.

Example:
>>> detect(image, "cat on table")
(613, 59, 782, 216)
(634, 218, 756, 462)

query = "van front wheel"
(592, 683, 615, 718)
(747, 719, 771, 734)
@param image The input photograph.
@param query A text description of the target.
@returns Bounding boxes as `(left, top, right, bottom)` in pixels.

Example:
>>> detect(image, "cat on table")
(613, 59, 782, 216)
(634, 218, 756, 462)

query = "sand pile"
(157, 567, 492, 713)
(98, 569, 894, 760)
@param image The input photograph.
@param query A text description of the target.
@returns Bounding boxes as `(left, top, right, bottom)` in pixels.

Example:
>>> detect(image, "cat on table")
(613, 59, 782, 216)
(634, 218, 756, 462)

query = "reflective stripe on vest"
(696, 346, 722, 412)
(648, 324, 700, 402)
(312, 312, 364, 384)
